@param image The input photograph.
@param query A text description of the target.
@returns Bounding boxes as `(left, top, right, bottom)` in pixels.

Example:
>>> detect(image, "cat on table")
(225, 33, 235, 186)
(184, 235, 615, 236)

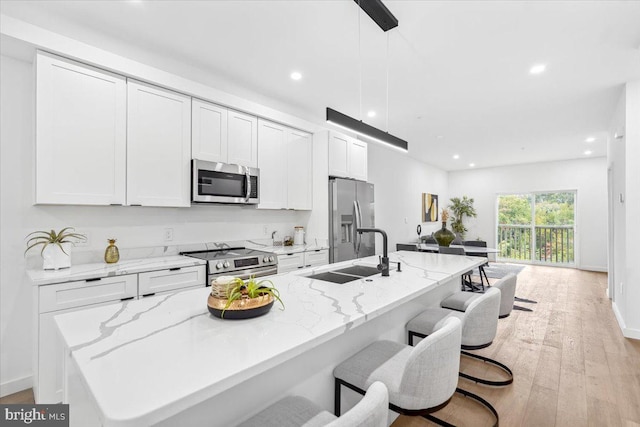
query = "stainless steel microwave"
(192, 160, 259, 204)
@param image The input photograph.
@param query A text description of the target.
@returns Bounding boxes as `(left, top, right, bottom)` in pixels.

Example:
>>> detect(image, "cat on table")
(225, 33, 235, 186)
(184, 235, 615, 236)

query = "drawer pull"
(297, 266, 304, 269)
(169, 267, 182, 271)
(286, 253, 294, 256)
(120, 296, 135, 301)
(142, 293, 156, 297)
(305, 265, 311, 267)
(85, 278, 102, 283)
(314, 249, 321, 252)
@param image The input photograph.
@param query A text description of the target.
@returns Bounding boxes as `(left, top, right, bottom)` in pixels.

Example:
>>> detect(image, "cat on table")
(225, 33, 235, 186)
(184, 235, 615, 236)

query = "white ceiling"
(2, 0, 640, 171)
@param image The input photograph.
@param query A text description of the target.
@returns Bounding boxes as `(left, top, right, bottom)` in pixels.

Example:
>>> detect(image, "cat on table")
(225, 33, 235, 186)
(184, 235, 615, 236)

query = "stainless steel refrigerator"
(329, 178, 375, 263)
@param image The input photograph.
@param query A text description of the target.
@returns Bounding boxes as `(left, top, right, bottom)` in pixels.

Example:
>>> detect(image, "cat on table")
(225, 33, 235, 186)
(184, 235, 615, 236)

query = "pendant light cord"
(358, 0, 362, 121)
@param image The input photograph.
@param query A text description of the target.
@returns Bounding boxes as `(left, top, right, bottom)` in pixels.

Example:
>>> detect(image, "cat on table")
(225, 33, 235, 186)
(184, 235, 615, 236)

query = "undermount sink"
(306, 265, 381, 284)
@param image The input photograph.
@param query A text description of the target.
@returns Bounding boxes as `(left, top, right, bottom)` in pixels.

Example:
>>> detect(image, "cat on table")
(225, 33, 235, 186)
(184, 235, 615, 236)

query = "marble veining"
(54, 251, 484, 427)
(27, 255, 206, 286)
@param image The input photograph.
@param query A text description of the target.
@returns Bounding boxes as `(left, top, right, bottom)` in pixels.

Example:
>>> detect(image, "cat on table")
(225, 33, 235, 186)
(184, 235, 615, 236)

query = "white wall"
(367, 143, 449, 253)
(448, 158, 608, 271)
(608, 81, 640, 339)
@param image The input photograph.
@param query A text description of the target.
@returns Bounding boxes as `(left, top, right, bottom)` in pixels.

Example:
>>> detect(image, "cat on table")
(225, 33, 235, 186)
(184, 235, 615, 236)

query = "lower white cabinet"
(34, 265, 206, 403)
(35, 275, 137, 403)
(138, 266, 205, 297)
(277, 249, 329, 274)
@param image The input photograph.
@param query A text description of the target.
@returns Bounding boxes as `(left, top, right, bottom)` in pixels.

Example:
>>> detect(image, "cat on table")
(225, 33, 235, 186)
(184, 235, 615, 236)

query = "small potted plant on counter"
(25, 227, 87, 270)
(207, 276, 284, 319)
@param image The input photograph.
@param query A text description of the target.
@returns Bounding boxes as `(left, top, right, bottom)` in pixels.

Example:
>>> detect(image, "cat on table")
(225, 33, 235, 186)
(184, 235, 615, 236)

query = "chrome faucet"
(356, 228, 390, 276)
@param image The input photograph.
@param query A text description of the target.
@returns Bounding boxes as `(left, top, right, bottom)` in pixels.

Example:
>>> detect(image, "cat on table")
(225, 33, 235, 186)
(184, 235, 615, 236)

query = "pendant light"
(326, 0, 408, 152)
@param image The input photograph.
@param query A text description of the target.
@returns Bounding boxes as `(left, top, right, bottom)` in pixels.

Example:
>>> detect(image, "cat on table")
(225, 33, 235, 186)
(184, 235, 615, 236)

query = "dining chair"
(439, 246, 476, 291)
(396, 243, 418, 251)
(464, 240, 490, 288)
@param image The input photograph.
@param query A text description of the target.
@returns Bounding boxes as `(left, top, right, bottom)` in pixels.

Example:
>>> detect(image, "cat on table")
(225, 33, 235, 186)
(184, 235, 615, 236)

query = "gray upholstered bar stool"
(237, 381, 388, 427)
(442, 273, 517, 318)
(407, 287, 513, 388)
(333, 318, 465, 425)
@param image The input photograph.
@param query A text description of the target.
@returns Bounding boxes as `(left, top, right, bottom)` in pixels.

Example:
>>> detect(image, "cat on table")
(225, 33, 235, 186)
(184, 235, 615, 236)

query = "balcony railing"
(497, 225, 574, 264)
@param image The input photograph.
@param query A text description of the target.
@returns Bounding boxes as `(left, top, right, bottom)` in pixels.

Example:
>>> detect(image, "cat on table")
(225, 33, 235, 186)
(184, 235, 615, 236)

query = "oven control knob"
(223, 261, 230, 268)
(269, 256, 275, 262)
(263, 256, 269, 263)
(215, 262, 223, 270)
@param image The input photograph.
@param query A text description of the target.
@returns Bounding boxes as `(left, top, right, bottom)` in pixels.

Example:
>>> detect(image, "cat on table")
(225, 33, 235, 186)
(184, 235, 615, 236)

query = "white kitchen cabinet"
(138, 265, 205, 297)
(127, 80, 192, 207)
(35, 274, 138, 403)
(191, 99, 228, 163)
(228, 109, 258, 167)
(287, 130, 313, 210)
(327, 131, 368, 181)
(35, 51, 127, 205)
(257, 119, 312, 210)
(277, 249, 329, 273)
(304, 249, 329, 268)
(349, 139, 368, 181)
(277, 252, 305, 274)
(192, 99, 258, 168)
(257, 120, 287, 209)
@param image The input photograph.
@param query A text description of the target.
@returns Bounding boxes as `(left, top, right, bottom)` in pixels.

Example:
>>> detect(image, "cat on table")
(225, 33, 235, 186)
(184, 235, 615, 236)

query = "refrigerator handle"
(353, 201, 359, 254)
(355, 200, 363, 253)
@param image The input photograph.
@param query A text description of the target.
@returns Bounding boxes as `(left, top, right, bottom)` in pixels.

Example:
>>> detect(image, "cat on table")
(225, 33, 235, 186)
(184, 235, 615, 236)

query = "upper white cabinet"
(36, 52, 127, 205)
(191, 99, 228, 163)
(287, 129, 313, 209)
(257, 119, 312, 210)
(327, 131, 368, 181)
(192, 99, 258, 168)
(228, 109, 258, 167)
(127, 80, 192, 207)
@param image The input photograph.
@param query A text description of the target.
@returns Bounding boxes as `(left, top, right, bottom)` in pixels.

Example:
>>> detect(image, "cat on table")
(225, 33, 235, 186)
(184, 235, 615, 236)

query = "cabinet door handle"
(169, 267, 181, 271)
(314, 249, 321, 252)
(120, 296, 135, 301)
(297, 266, 304, 269)
(305, 265, 311, 267)
(142, 293, 156, 297)
(85, 278, 102, 283)
(287, 253, 294, 256)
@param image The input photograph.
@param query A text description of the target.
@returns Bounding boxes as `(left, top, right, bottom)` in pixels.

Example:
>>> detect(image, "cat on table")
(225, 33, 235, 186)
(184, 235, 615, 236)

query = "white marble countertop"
(257, 243, 330, 255)
(54, 251, 484, 427)
(27, 255, 206, 286)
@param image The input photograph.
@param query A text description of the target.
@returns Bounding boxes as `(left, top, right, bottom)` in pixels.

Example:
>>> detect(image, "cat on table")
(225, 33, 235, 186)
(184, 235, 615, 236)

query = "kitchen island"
(55, 251, 484, 427)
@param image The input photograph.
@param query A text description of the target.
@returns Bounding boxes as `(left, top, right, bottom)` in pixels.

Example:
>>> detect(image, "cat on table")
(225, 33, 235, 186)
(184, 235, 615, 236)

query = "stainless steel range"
(181, 247, 278, 285)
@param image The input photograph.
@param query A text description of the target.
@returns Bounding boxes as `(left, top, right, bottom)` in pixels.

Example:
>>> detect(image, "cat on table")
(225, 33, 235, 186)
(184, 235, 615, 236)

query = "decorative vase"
(434, 222, 456, 247)
(42, 242, 71, 270)
(104, 239, 120, 264)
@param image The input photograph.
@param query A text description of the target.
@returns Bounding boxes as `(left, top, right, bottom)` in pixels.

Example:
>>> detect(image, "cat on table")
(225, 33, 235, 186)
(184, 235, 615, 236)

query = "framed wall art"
(422, 193, 438, 222)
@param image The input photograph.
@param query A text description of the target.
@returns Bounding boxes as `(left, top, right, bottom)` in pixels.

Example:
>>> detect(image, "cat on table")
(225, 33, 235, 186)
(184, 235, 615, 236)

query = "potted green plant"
(207, 276, 284, 319)
(25, 227, 86, 270)
(449, 196, 477, 240)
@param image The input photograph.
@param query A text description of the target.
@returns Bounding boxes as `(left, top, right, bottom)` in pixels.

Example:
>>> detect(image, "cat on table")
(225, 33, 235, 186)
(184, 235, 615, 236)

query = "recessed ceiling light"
(585, 137, 595, 143)
(453, 154, 460, 160)
(584, 150, 592, 155)
(529, 64, 546, 74)
(290, 71, 302, 81)
(367, 111, 376, 118)
(469, 163, 475, 167)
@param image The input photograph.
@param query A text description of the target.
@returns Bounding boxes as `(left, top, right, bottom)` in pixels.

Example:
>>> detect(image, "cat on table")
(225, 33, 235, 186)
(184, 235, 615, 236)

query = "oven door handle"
(245, 167, 251, 202)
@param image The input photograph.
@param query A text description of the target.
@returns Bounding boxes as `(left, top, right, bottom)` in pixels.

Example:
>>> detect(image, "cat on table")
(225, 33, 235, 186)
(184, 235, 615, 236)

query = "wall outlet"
(164, 228, 174, 242)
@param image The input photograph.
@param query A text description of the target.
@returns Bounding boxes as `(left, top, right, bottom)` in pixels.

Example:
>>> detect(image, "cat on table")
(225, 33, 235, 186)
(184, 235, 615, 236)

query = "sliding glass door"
(497, 191, 575, 265)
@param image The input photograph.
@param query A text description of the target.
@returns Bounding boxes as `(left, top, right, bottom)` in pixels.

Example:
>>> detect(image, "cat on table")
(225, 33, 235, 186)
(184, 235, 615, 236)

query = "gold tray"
(207, 294, 274, 319)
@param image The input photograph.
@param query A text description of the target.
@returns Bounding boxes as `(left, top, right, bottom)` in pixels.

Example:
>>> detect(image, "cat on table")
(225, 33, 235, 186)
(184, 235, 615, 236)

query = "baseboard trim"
(611, 302, 640, 340)
(578, 265, 608, 273)
(0, 375, 32, 398)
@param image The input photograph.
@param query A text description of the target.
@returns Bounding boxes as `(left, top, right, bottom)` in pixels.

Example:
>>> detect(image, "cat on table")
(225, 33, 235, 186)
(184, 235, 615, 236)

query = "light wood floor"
(3, 265, 639, 426)
(392, 265, 640, 427)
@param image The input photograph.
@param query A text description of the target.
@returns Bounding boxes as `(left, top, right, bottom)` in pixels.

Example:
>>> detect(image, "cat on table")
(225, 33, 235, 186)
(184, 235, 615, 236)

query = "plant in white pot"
(25, 227, 86, 270)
